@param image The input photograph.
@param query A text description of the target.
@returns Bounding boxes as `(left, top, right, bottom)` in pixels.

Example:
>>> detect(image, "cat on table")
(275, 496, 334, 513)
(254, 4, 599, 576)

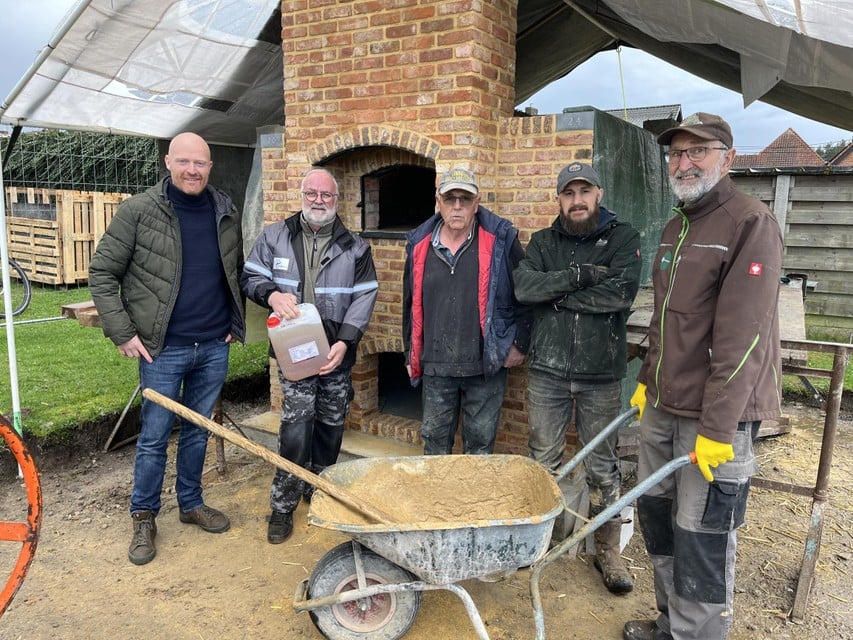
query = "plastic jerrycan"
(266, 303, 331, 381)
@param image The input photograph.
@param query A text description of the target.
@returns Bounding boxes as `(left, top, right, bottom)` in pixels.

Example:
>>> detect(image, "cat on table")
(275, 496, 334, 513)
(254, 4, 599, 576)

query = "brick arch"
(307, 126, 441, 165)
(357, 337, 405, 357)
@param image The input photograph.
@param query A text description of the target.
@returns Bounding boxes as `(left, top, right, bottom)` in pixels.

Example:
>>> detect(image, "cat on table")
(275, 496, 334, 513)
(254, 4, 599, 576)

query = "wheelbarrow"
(141, 390, 694, 640)
(294, 407, 696, 640)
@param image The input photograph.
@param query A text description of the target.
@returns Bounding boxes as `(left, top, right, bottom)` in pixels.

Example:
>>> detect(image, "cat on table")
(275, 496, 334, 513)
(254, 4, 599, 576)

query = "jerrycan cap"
(266, 315, 281, 328)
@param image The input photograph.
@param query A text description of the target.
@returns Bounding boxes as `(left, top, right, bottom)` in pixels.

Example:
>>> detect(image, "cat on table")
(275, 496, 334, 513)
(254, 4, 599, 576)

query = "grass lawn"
(1, 284, 268, 439)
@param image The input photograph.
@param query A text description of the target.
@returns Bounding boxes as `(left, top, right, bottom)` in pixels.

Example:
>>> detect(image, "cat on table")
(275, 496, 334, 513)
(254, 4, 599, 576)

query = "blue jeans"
(527, 371, 623, 510)
(420, 369, 508, 455)
(131, 339, 230, 516)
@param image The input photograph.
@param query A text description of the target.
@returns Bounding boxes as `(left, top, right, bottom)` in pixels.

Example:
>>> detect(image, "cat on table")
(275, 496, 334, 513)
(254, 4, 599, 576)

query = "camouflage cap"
(437, 168, 478, 195)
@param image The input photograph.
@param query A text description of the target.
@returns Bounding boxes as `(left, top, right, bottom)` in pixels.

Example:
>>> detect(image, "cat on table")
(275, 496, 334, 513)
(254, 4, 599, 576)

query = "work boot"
(623, 619, 673, 640)
(128, 511, 157, 566)
(592, 518, 634, 594)
(267, 510, 293, 544)
(179, 505, 230, 533)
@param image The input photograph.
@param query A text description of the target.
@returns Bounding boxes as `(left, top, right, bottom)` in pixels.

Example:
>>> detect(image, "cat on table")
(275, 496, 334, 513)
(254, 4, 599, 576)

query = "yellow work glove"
(629, 383, 647, 420)
(694, 434, 735, 482)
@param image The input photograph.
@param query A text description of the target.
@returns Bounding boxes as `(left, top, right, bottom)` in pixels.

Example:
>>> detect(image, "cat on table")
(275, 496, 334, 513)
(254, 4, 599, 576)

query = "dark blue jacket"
(403, 205, 530, 384)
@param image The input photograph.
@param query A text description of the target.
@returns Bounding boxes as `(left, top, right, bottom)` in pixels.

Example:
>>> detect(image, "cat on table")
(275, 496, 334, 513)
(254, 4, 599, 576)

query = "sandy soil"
(0, 398, 850, 640)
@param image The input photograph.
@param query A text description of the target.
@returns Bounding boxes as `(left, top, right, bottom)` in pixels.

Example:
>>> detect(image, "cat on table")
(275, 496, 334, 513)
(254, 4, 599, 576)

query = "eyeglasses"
(172, 159, 211, 169)
(440, 194, 476, 205)
(665, 146, 728, 164)
(302, 190, 338, 203)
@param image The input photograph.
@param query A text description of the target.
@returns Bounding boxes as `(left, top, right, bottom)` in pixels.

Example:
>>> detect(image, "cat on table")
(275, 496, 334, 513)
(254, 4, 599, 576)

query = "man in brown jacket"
(624, 113, 782, 640)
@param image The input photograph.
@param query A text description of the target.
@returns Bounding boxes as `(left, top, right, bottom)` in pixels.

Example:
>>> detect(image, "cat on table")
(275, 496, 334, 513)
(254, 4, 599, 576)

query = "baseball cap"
(557, 162, 602, 194)
(437, 168, 478, 195)
(656, 112, 733, 147)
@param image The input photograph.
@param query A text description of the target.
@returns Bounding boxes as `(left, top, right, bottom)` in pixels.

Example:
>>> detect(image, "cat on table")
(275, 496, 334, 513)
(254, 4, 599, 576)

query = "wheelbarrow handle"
(141, 388, 396, 525)
(553, 405, 639, 484)
(530, 451, 697, 640)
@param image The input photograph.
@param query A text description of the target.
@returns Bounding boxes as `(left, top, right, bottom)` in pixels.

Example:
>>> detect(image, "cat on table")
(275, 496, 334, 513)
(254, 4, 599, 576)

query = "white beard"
(302, 206, 335, 227)
(669, 156, 727, 204)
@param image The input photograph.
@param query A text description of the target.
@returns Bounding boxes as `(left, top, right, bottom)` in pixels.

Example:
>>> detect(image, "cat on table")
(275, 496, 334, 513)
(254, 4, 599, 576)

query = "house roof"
(732, 128, 825, 169)
(603, 104, 682, 129)
(828, 142, 853, 167)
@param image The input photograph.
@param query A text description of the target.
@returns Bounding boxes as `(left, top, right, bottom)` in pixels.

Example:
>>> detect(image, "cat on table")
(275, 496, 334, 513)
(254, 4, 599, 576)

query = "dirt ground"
(0, 398, 850, 640)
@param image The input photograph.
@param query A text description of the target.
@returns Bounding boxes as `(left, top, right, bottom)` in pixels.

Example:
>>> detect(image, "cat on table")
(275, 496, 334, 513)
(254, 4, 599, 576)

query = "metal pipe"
(554, 406, 638, 483)
(0, 316, 70, 329)
(531, 453, 695, 640)
(791, 344, 849, 620)
(0, 153, 23, 438)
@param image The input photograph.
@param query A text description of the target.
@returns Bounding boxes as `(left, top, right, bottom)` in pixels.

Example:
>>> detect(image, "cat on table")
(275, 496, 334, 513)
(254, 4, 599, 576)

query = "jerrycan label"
(289, 341, 321, 363)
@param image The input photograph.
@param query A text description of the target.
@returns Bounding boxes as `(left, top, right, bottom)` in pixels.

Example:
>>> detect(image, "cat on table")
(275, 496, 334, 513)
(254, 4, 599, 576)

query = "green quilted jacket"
(89, 177, 245, 357)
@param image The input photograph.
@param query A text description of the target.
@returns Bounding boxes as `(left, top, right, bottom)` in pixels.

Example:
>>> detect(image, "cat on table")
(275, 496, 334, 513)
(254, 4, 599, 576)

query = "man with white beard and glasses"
(514, 162, 641, 594)
(241, 168, 378, 544)
(624, 113, 783, 640)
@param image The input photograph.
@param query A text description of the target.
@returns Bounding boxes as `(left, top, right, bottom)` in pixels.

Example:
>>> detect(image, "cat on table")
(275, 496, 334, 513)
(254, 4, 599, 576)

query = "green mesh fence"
(1, 129, 159, 194)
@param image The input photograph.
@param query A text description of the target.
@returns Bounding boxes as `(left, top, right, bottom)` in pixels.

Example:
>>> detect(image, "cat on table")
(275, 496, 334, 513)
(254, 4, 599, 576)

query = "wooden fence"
(3, 187, 130, 285)
(732, 172, 853, 339)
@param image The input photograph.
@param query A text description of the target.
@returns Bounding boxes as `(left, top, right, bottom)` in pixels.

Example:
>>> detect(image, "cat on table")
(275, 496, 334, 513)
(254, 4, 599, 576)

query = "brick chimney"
(260, 2, 600, 454)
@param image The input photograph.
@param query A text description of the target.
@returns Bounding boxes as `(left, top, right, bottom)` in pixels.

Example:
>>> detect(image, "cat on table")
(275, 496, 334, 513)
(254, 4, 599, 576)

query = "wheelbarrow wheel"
(308, 542, 421, 640)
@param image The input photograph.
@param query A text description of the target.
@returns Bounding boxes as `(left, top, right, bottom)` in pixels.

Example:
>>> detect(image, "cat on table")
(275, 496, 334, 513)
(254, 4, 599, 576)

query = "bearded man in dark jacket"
(514, 162, 642, 595)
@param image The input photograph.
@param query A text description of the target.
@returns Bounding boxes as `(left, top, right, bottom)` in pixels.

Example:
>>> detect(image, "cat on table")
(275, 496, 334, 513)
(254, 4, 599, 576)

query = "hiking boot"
(623, 619, 673, 640)
(267, 510, 293, 544)
(179, 505, 230, 533)
(593, 518, 634, 594)
(128, 511, 157, 566)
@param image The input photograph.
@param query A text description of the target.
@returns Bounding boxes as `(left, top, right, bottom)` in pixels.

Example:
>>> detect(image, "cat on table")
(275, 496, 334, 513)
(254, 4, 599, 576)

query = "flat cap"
(656, 112, 733, 148)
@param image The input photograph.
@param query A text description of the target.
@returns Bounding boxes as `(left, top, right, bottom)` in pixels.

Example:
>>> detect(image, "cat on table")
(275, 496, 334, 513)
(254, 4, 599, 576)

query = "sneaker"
(179, 505, 230, 533)
(128, 511, 157, 566)
(267, 510, 293, 544)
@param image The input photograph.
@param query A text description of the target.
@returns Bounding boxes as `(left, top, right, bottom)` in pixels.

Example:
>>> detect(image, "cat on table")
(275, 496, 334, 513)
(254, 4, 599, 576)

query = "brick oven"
(258, 1, 671, 455)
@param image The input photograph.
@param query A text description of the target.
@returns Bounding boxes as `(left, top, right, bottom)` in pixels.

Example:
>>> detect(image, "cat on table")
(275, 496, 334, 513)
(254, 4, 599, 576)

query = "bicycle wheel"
(0, 413, 43, 617)
(0, 260, 32, 318)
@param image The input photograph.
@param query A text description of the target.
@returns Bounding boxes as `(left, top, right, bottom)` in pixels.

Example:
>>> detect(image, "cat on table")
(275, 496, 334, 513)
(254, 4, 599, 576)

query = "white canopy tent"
(0, 0, 284, 146)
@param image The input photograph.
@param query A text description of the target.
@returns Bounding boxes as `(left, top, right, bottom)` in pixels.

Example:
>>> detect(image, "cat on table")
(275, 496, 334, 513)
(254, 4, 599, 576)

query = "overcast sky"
(1, 0, 850, 154)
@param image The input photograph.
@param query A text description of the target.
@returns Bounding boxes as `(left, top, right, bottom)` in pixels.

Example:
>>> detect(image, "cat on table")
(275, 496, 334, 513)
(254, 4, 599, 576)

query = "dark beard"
(560, 205, 600, 237)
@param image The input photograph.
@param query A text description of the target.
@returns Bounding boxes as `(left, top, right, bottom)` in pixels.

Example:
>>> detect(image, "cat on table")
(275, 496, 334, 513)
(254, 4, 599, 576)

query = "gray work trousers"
(637, 403, 758, 640)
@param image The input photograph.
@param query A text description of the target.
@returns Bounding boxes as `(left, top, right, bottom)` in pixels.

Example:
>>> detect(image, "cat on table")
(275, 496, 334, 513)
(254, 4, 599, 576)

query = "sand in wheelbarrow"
(311, 454, 560, 526)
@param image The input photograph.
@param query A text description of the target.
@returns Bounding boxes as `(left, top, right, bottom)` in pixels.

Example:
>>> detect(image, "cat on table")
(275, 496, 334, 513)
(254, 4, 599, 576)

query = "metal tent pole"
(0, 154, 25, 443)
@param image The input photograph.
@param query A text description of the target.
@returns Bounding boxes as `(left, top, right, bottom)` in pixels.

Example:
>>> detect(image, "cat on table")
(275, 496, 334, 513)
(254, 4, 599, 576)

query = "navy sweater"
(164, 183, 231, 345)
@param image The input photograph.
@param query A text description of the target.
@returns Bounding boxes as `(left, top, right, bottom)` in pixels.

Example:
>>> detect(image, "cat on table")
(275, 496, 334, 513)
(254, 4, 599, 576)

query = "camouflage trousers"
(270, 366, 353, 514)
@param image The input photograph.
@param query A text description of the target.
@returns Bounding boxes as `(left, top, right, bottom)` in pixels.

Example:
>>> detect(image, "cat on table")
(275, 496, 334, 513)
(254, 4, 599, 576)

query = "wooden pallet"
(4, 187, 130, 285)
